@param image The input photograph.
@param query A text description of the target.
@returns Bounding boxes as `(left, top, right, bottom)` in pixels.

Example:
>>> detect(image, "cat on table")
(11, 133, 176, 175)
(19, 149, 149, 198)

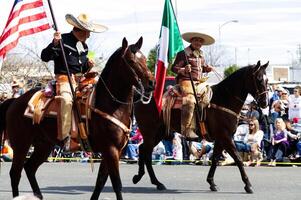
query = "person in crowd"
(284, 120, 301, 159)
(152, 141, 166, 165)
(233, 113, 251, 161)
(11, 81, 21, 98)
(171, 31, 215, 139)
(270, 100, 285, 124)
(172, 132, 183, 164)
(288, 86, 301, 122)
(189, 139, 213, 165)
(244, 119, 264, 166)
(246, 101, 260, 120)
(124, 128, 143, 161)
(41, 13, 107, 150)
(268, 118, 289, 166)
(162, 138, 173, 158)
(1, 140, 13, 162)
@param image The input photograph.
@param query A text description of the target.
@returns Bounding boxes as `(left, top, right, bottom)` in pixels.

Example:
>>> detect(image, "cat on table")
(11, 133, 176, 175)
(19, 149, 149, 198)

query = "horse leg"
(224, 141, 253, 193)
(90, 160, 109, 200)
(10, 150, 29, 198)
(206, 141, 223, 192)
(132, 143, 145, 184)
(24, 143, 53, 199)
(144, 145, 166, 190)
(107, 147, 123, 200)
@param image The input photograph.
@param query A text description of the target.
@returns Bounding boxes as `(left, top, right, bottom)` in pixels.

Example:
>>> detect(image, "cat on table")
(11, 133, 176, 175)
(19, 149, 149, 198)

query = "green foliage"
(146, 46, 176, 76)
(224, 64, 239, 78)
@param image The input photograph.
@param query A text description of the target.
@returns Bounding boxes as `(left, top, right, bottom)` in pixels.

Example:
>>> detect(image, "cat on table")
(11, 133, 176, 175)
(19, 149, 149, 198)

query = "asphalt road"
(0, 162, 300, 200)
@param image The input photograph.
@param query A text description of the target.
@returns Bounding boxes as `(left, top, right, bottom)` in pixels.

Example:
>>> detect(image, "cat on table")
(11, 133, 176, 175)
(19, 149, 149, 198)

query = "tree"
(224, 64, 239, 78)
(146, 46, 176, 76)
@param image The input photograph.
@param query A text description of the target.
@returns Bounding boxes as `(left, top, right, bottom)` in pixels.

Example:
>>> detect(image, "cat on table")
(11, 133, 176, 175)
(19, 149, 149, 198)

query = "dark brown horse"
(133, 61, 269, 193)
(0, 37, 154, 200)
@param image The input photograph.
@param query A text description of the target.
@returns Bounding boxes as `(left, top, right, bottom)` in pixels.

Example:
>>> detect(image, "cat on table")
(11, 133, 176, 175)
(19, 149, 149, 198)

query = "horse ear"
(122, 37, 128, 50)
(261, 61, 269, 70)
(256, 60, 261, 67)
(135, 37, 143, 50)
(253, 60, 261, 72)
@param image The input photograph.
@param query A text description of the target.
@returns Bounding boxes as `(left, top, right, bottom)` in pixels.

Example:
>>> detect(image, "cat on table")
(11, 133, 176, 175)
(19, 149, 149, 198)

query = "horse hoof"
(132, 175, 142, 184)
(210, 185, 218, 192)
(244, 186, 253, 193)
(157, 184, 167, 190)
(34, 193, 43, 199)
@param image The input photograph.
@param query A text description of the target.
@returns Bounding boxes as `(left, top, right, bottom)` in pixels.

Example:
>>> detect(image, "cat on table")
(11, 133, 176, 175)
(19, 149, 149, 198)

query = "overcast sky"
(1, 0, 301, 66)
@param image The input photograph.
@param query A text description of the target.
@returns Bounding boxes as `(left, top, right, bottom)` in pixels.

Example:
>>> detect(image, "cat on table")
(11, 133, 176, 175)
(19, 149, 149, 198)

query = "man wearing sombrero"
(41, 13, 107, 150)
(172, 31, 215, 139)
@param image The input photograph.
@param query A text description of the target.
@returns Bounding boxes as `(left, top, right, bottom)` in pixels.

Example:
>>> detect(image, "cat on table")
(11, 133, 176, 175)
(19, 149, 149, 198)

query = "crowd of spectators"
(1, 83, 301, 167)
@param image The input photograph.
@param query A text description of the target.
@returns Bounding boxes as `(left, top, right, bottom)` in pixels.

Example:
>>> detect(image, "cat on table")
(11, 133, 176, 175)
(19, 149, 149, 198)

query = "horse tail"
(0, 98, 15, 163)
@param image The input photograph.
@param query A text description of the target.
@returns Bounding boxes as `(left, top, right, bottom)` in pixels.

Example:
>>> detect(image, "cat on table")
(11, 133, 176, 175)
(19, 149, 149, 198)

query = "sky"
(1, 0, 301, 67)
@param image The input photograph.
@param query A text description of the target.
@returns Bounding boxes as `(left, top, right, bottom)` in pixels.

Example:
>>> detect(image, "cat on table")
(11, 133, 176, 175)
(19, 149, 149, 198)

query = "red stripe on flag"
(154, 60, 167, 113)
(0, 23, 50, 56)
(0, 0, 51, 58)
(0, 12, 48, 44)
(6, 1, 44, 25)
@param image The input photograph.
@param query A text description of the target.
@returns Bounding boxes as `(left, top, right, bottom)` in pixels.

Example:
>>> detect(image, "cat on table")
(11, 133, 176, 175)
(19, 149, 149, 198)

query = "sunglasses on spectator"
(249, 124, 255, 126)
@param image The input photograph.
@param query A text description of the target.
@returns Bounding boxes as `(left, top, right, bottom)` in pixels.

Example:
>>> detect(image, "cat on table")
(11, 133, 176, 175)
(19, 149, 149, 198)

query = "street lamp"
(287, 50, 294, 81)
(287, 50, 294, 65)
(218, 20, 239, 45)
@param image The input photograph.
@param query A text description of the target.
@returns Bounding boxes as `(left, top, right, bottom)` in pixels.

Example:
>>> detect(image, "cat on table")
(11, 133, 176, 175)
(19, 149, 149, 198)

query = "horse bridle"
(122, 47, 153, 104)
(212, 69, 268, 118)
(98, 48, 152, 105)
(251, 71, 268, 104)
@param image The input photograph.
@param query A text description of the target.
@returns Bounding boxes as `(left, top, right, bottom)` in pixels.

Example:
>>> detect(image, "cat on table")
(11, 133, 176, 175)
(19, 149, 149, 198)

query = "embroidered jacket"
(41, 32, 89, 75)
(171, 46, 211, 82)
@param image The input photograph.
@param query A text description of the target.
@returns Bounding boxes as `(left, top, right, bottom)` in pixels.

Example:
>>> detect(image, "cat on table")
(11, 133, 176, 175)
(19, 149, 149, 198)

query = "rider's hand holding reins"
(185, 64, 192, 73)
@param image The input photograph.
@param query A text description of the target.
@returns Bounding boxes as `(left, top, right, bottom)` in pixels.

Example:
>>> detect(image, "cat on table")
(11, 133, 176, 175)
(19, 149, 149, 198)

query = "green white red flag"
(154, 0, 184, 113)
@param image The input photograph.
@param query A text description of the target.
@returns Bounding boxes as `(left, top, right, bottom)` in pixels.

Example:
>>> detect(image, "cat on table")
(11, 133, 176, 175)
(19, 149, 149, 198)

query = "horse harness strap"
(209, 103, 240, 119)
(89, 106, 131, 135)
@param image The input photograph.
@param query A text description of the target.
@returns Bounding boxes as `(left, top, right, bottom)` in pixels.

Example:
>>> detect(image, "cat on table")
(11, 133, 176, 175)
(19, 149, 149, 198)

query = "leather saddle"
(24, 73, 97, 124)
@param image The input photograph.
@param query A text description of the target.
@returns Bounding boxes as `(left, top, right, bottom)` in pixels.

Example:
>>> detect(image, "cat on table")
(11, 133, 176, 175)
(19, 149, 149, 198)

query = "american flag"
(0, 0, 51, 66)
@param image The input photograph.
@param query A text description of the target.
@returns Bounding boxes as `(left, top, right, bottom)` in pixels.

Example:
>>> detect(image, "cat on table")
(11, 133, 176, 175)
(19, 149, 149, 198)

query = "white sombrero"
(182, 32, 215, 45)
(65, 13, 108, 33)
(11, 81, 19, 87)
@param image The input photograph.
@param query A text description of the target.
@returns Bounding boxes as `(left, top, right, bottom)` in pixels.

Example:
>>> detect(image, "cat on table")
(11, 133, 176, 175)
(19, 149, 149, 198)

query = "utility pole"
(297, 44, 301, 64)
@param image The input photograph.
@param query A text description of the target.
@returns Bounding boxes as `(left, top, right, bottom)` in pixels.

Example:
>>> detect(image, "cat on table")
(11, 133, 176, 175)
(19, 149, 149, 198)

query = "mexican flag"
(154, 0, 184, 113)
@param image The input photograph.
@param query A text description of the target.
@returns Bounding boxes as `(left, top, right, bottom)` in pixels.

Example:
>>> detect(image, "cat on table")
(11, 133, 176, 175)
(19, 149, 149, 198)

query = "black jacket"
(41, 32, 89, 75)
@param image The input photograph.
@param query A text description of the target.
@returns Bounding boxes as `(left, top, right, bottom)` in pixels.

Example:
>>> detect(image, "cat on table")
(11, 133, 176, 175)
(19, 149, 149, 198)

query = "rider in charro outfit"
(41, 13, 107, 150)
(172, 32, 215, 139)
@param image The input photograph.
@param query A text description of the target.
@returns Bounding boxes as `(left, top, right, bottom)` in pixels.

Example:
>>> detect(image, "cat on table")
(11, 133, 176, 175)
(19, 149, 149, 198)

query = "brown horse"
(133, 61, 269, 193)
(0, 37, 154, 200)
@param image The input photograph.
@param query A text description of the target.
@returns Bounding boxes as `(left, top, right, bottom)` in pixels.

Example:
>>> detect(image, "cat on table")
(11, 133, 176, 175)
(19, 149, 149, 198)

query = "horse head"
(247, 60, 269, 108)
(121, 37, 155, 103)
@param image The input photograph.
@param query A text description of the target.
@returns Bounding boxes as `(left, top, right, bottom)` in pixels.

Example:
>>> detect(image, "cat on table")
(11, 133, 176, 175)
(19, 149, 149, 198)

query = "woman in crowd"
(268, 118, 289, 166)
(245, 119, 264, 166)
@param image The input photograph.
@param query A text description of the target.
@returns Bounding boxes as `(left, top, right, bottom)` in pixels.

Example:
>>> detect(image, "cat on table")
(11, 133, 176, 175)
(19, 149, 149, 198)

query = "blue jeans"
(162, 140, 173, 157)
(234, 141, 251, 152)
(296, 141, 301, 155)
(125, 144, 138, 159)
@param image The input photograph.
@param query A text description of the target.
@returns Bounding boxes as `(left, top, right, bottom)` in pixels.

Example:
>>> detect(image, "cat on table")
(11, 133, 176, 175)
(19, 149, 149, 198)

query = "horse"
(0, 37, 154, 200)
(132, 61, 269, 193)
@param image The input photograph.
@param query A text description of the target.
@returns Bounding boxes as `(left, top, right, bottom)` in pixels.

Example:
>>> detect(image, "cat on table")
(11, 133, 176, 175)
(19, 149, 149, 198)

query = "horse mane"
(100, 47, 122, 80)
(211, 65, 254, 106)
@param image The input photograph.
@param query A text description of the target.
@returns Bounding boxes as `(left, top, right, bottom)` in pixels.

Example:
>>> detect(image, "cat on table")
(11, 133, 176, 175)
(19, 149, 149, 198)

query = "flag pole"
(46, 0, 92, 151)
(168, 0, 206, 139)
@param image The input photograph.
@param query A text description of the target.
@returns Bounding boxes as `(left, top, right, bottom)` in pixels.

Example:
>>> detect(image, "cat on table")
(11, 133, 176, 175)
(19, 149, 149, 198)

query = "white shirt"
(288, 95, 301, 120)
